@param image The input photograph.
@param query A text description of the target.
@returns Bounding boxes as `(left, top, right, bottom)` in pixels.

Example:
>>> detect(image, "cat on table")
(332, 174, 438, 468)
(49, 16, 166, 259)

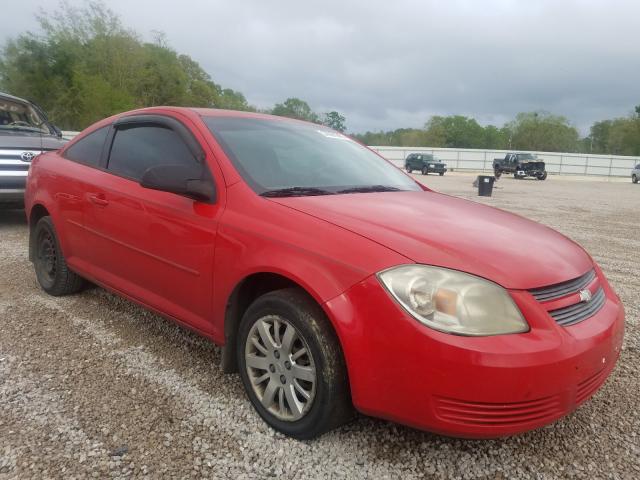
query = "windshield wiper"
(337, 185, 402, 194)
(260, 187, 335, 198)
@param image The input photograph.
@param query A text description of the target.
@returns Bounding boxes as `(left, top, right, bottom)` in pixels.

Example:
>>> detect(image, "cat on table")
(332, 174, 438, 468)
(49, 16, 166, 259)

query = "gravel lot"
(1, 173, 639, 479)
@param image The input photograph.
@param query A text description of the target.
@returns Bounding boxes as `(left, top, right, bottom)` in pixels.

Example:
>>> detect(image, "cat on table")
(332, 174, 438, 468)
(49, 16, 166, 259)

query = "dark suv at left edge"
(1, 92, 66, 207)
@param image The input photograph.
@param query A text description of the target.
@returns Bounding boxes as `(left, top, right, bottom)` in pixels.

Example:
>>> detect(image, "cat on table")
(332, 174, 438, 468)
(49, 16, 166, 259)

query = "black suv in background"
(1, 92, 66, 207)
(405, 153, 447, 175)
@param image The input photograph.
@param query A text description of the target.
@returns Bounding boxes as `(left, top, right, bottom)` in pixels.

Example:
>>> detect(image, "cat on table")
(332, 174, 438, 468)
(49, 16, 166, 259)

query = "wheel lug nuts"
(284, 361, 291, 370)
(274, 351, 280, 359)
(269, 365, 275, 373)
(280, 375, 286, 384)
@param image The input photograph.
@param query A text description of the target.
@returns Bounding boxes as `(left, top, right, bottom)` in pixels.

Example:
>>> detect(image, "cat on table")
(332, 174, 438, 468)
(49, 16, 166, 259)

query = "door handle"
(88, 194, 109, 207)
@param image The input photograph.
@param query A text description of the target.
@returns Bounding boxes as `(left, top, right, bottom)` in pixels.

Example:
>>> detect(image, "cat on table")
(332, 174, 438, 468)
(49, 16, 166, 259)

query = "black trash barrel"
(477, 175, 495, 197)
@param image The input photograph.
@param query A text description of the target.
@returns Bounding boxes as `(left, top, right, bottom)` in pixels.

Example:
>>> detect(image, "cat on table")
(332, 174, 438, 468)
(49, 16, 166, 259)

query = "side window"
(64, 126, 109, 167)
(107, 124, 197, 181)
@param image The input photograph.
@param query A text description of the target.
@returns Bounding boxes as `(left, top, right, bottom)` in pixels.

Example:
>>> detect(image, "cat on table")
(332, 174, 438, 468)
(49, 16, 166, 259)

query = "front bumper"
(324, 270, 624, 438)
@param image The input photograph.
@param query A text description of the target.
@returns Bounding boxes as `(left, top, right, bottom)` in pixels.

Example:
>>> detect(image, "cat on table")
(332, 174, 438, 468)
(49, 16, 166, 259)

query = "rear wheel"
(537, 171, 548, 181)
(422, 167, 429, 175)
(633, 174, 638, 184)
(439, 172, 445, 176)
(237, 288, 352, 439)
(33, 216, 85, 296)
(494, 170, 502, 179)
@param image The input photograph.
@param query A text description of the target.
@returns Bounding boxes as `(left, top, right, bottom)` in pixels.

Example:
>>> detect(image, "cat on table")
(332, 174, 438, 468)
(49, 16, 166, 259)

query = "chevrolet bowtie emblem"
(578, 289, 592, 303)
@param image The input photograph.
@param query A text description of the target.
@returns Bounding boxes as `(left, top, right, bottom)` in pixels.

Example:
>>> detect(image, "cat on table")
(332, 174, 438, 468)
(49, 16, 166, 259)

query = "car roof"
(111, 106, 323, 129)
(0, 91, 34, 106)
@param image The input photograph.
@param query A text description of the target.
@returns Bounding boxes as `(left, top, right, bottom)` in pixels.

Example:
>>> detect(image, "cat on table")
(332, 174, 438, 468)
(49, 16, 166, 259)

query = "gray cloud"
(3, 0, 639, 133)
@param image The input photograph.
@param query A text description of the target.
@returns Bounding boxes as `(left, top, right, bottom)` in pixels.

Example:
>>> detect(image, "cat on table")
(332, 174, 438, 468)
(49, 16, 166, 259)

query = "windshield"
(0, 97, 50, 134)
(203, 116, 421, 196)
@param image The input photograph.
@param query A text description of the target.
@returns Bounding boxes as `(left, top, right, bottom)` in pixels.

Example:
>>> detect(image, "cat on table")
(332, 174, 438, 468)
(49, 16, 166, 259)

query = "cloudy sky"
(3, 0, 639, 133)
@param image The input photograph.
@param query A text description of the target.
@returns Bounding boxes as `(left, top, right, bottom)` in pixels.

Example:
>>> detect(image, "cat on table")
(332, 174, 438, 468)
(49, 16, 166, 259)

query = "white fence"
(371, 146, 639, 178)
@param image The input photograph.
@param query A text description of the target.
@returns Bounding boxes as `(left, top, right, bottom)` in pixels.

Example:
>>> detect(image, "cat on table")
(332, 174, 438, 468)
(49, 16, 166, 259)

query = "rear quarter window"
(64, 126, 109, 167)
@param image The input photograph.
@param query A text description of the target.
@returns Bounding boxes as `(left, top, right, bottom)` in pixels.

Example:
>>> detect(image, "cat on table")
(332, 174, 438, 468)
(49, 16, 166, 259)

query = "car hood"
(0, 131, 66, 150)
(272, 191, 593, 290)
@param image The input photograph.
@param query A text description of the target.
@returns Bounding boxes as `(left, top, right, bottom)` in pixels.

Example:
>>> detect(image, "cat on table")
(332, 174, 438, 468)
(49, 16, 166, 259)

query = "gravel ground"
(0, 173, 638, 479)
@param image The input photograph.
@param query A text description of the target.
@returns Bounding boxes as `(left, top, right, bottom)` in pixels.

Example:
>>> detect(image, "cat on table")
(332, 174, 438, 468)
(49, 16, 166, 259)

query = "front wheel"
(537, 171, 548, 180)
(33, 216, 85, 296)
(633, 174, 638, 184)
(405, 166, 412, 173)
(439, 172, 445, 176)
(237, 288, 352, 439)
(421, 167, 429, 175)
(494, 170, 502, 179)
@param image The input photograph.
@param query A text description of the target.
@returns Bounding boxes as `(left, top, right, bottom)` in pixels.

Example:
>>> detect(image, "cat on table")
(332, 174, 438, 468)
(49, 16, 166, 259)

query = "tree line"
(1, 1, 638, 156)
(354, 110, 640, 156)
(0, 2, 346, 133)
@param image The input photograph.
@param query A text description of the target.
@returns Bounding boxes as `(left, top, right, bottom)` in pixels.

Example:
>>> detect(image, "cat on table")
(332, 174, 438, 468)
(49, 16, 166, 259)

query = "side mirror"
(51, 124, 63, 138)
(140, 164, 215, 203)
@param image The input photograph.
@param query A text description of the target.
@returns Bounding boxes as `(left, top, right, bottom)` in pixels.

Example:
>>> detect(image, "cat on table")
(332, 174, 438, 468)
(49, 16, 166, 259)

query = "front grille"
(528, 269, 606, 327)
(0, 164, 30, 171)
(434, 395, 563, 427)
(548, 288, 606, 326)
(0, 149, 41, 161)
(529, 269, 596, 302)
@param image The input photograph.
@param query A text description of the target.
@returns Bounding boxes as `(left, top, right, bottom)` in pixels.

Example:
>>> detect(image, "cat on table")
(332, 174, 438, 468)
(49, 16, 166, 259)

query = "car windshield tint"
(203, 116, 421, 196)
(0, 98, 49, 134)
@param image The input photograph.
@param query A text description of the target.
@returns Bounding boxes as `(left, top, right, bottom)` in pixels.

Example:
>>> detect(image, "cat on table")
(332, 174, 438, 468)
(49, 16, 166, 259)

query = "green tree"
(271, 98, 319, 123)
(483, 125, 509, 149)
(423, 115, 486, 148)
(588, 120, 612, 153)
(0, 0, 253, 130)
(323, 111, 346, 132)
(507, 112, 579, 152)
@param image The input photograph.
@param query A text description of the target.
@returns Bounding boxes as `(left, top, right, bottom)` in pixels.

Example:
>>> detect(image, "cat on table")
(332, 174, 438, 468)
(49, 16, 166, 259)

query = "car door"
(82, 114, 221, 335)
(53, 125, 110, 263)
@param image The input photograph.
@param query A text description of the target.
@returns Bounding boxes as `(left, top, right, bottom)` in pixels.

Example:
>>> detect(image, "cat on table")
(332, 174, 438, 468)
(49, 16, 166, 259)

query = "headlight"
(377, 265, 528, 336)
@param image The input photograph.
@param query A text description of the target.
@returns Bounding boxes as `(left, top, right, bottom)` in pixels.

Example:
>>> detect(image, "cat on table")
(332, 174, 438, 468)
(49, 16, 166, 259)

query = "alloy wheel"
(244, 315, 317, 421)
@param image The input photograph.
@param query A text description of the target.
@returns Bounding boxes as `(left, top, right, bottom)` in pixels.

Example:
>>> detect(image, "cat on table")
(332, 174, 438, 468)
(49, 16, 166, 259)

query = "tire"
(406, 166, 412, 173)
(633, 174, 638, 184)
(237, 288, 352, 439)
(537, 171, 548, 181)
(33, 216, 85, 296)
(439, 172, 445, 176)
(494, 170, 502, 179)
(422, 167, 428, 175)
(514, 173, 522, 179)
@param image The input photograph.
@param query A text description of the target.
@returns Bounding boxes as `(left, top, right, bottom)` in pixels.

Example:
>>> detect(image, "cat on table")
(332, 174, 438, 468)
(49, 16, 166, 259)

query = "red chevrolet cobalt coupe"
(25, 108, 624, 439)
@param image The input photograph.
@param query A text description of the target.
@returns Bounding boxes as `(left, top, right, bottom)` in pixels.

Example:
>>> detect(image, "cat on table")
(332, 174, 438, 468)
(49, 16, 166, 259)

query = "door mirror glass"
(139, 164, 215, 203)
